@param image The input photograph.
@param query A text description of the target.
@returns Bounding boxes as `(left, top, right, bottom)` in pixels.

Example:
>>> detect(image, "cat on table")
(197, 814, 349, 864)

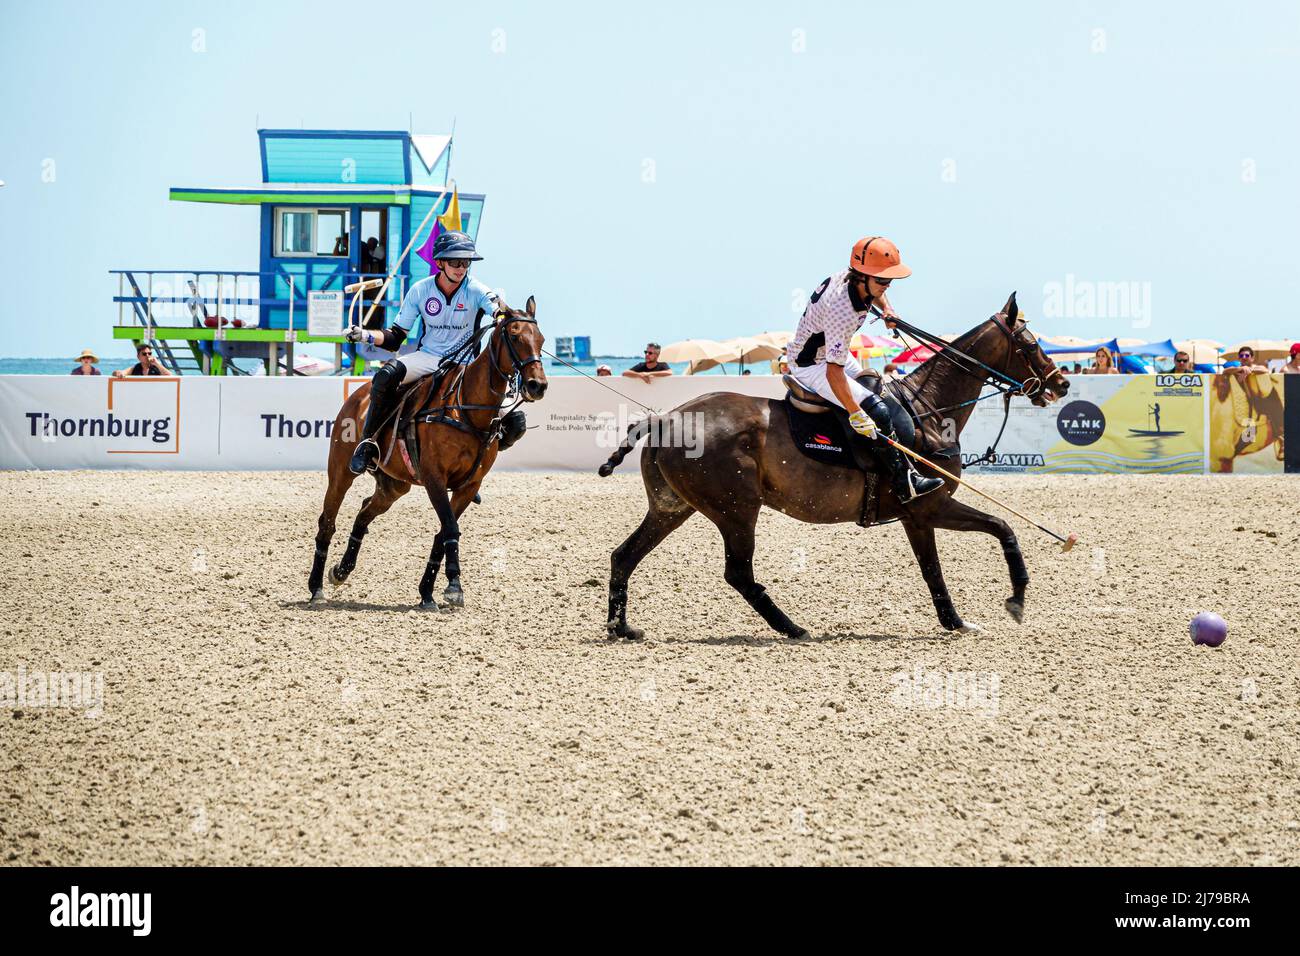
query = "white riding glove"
(848, 410, 879, 440)
(345, 326, 377, 346)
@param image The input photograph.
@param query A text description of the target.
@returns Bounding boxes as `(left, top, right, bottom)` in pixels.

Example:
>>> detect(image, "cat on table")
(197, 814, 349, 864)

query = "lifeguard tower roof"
(166, 128, 484, 330)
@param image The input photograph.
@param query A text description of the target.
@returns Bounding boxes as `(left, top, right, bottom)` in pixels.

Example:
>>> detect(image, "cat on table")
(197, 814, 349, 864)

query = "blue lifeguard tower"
(112, 128, 484, 374)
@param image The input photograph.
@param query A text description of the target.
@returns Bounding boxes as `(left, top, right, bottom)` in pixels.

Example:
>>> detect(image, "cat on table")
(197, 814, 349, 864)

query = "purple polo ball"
(1190, 612, 1228, 648)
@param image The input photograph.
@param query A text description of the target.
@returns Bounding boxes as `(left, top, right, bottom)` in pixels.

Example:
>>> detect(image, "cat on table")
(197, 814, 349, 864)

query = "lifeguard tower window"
(273, 207, 350, 258)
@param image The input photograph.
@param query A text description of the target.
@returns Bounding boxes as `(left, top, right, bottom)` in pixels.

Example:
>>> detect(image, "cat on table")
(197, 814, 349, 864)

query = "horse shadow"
(283, 598, 432, 614)
(593, 630, 954, 646)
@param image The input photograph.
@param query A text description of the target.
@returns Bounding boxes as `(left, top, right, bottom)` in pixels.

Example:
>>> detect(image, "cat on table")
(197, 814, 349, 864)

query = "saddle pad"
(784, 397, 863, 470)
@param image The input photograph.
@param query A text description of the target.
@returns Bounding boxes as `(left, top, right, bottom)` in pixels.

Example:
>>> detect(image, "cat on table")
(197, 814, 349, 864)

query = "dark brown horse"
(599, 293, 1069, 639)
(308, 297, 547, 609)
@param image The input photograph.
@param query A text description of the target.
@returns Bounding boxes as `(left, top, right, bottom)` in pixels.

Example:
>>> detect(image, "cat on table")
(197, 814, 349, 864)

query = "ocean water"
(0, 356, 774, 376)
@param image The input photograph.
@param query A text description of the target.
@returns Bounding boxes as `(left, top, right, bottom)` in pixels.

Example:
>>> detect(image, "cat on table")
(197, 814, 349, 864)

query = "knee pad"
(857, 392, 893, 434)
(373, 360, 406, 397)
(498, 409, 527, 450)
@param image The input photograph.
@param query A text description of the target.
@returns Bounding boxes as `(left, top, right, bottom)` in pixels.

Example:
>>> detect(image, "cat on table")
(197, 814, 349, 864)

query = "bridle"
(401, 311, 545, 488)
(486, 313, 544, 389)
(881, 308, 1062, 466)
(884, 308, 1054, 401)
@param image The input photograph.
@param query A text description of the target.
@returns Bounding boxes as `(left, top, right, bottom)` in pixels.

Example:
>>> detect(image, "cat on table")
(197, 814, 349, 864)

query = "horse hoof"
(309, 589, 326, 605)
(597, 462, 615, 478)
(443, 587, 464, 608)
(787, 627, 811, 640)
(329, 566, 349, 587)
(418, 599, 441, 612)
(956, 620, 984, 635)
(1004, 599, 1025, 623)
(606, 622, 643, 641)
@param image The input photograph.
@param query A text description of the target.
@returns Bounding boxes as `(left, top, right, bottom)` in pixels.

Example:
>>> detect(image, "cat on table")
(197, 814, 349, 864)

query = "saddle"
(374, 362, 460, 485)
(780, 370, 917, 527)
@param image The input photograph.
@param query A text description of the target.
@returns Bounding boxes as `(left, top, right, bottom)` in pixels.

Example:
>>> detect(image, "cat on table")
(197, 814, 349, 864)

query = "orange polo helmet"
(849, 236, 912, 279)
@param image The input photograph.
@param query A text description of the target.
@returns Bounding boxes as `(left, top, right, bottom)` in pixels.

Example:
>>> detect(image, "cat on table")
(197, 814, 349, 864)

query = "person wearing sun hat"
(70, 349, 101, 375)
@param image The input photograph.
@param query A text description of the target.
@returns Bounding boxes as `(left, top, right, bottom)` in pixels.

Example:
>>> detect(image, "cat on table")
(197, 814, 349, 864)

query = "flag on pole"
(414, 187, 463, 273)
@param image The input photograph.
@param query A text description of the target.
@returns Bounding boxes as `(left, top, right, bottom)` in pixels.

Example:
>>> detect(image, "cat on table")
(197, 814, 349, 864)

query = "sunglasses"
(1174, 357, 1190, 363)
(443, 259, 471, 269)
(1239, 353, 1253, 359)
(868, 276, 892, 287)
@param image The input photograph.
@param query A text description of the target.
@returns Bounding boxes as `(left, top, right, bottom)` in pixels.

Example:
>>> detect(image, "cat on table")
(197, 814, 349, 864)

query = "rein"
(405, 315, 541, 485)
(877, 307, 1049, 465)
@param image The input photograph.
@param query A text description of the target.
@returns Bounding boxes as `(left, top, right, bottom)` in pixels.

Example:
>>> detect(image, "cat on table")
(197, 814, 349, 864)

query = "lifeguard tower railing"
(111, 269, 405, 375)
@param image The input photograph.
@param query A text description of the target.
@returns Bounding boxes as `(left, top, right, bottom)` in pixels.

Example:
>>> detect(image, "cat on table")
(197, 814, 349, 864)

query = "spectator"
(741, 368, 752, 376)
(623, 342, 673, 383)
(1085, 347, 1118, 375)
(1171, 351, 1195, 375)
(1072, 362, 1082, 375)
(332, 233, 349, 257)
(1225, 346, 1268, 380)
(71, 349, 101, 376)
(777, 358, 790, 375)
(1283, 343, 1300, 374)
(596, 364, 613, 377)
(113, 343, 171, 378)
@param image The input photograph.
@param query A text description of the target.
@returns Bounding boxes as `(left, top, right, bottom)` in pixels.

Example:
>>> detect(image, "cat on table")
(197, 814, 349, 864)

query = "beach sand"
(1, 470, 1297, 865)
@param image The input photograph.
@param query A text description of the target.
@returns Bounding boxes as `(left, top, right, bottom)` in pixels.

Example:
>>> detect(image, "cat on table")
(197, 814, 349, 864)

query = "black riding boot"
(878, 442, 944, 503)
(858, 392, 942, 504)
(349, 361, 404, 475)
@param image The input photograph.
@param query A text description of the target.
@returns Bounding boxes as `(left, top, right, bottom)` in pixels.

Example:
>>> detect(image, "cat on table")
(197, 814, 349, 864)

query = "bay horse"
(308, 297, 547, 609)
(598, 293, 1069, 639)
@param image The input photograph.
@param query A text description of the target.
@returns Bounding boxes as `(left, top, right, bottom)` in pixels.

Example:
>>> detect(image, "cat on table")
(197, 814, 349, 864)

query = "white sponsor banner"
(0, 374, 784, 471)
(0, 373, 1208, 474)
(0, 376, 219, 470)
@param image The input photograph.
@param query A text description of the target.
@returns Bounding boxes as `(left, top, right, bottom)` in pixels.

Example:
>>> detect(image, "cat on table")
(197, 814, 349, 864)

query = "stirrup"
(897, 469, 943, 503)
(349, 438, 379, 475)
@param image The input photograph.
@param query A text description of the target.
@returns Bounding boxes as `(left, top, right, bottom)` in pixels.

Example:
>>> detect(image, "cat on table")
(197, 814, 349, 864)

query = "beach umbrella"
(658, 338, 731, 367)
(848, 333, 901, 361)
(894, 343, 942, 364)
(1174, 339, 1225, 364)
(1226, 339, 1292, 362)
(689, 337, 782, 373)
(724, 336, 784, 365)
(1043, 335, 1091, 348)
(753, 330, 792, 349)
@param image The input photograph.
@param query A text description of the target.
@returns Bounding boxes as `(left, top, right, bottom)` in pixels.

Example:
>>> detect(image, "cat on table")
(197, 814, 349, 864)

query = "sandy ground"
(1, 469, 1297, 866)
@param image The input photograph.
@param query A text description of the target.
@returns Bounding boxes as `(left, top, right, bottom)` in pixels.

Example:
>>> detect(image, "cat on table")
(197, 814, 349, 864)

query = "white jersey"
(394, 274, 500, 362)
(787, 269, 876, 368)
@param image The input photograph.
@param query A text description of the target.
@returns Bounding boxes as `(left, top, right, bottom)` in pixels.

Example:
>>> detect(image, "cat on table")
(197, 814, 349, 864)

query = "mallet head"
(1060, 533, 1078, 553)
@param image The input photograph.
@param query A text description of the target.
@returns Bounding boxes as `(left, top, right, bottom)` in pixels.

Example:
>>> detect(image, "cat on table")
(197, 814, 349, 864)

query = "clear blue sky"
(1, 0, 1297, 358)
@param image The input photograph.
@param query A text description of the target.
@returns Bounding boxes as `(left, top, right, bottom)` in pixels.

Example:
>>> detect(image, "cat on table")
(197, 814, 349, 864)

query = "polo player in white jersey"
(786, 236, 943, 503)
(345, 230, 526, 475)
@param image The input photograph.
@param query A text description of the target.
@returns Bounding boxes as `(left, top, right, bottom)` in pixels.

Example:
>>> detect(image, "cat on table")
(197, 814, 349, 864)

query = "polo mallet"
(883, 434, 1079, 552)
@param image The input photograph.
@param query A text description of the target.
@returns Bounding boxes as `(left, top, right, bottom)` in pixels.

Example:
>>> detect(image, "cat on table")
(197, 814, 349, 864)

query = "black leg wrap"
(739, 582, 798, 635)
(1002, 540, 1029, 599)
(443, 539, 461, 582)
